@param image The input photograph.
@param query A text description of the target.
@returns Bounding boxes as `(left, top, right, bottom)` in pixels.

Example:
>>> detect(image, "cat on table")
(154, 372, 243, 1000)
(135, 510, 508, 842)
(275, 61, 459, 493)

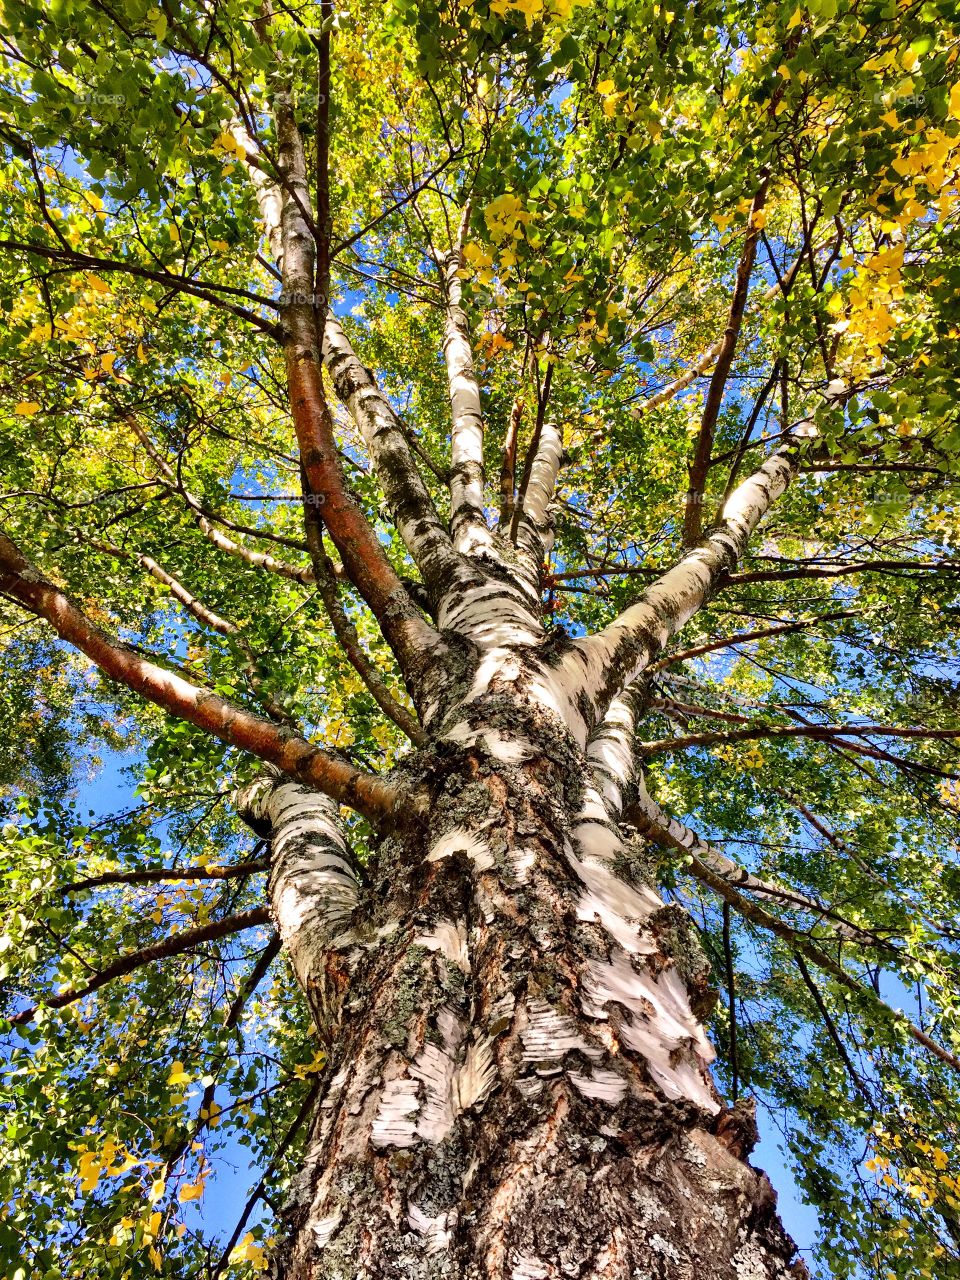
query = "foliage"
(0, 0, 959, 1276)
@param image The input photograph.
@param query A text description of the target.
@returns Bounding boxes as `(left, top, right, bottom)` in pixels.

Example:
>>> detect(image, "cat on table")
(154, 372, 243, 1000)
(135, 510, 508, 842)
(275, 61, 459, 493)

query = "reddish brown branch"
(683, 183, 768, 547)
(0, 531, 409, 825)
(273, 104, 436, 672)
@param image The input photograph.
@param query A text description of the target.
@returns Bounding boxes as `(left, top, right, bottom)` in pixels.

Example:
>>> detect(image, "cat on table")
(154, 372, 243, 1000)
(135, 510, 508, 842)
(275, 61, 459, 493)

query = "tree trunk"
(268, 676, 808, 1280)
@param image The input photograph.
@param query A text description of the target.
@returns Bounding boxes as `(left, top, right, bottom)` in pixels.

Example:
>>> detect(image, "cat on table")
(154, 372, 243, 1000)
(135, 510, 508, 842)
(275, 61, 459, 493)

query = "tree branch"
(0, 530, 410, 826)
(0, 238, 279, 338)
(10, 907, 271, 1025)
(690, 860, 960, 1074)
(271, 99, 441, 675)
(726, 559, 960, 585)
(639, 721, 960, 757)
(684, 183, 768, 546)
(627, 785, 885, 946)
(235, 774, 362, 1028)
(304, 515, 428, 746)
(129, 421, 315, 585)
(499, 396, 523, 526)
(565, 381, 846, 726)
(441, 203, 493, 556)
(647, 611, 855, 672)
(63, 858, 270, 894)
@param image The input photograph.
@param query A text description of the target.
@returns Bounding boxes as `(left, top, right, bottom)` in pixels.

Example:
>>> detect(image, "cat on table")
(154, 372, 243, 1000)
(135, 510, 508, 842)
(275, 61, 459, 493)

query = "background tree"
(1, 0, 960, 1277)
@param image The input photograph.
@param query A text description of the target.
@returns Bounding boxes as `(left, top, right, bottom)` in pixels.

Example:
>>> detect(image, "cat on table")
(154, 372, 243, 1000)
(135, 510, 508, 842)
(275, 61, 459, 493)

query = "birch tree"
(1, 1, 960, 1278)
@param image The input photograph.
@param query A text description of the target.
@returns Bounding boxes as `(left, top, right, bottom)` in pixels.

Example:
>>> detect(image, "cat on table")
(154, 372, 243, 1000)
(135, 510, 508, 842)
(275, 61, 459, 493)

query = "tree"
(1, 0, 959, 1276)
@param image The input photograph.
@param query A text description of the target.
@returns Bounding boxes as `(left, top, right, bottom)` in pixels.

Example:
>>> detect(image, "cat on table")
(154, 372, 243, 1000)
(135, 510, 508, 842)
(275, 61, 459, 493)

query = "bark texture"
(197, 78, 835, 1280)
(255, 670, 807, 1280)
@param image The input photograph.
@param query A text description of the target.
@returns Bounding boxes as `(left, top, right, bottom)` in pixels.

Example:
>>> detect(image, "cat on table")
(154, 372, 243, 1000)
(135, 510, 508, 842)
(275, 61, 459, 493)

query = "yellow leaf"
(14, 401, 41, 416)
(229, 1233, 267, 1269)
(210, 239, 230, 252)
(167, 1061, 190, 1087)
(137, 342, 147, 361)
(148, 1176, 166, 1204)
(85, 274, 111, 294)
(750, 210, 767, 230)
(786, 6, 803, 30)
(179, 1178, 205, 1203)
(596, 79, 615, 94)
(148, 1244, 162, 1270)
(199, 1100, 222, 1127)
(77, 1151, 102, 1194)
(100, 352, 117, 373)
(293, 1050, 328, 1079)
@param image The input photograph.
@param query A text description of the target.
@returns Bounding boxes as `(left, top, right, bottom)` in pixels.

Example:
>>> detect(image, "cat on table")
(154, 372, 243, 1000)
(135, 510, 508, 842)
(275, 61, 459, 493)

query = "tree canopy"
(1, 0, 960, 1276)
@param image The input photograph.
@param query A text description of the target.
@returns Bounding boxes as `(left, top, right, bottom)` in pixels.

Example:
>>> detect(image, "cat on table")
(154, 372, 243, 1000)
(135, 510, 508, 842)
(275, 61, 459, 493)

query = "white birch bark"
(554, 379, 843, 731)
(441, 236, 493, 556)
(232, 118, 459, 597)
(573, 673, 873, 942)
(230, 119, 285, 269)
(320, 312, 461, 592)
(516, 419, 563, 561)
(236, 774, 359, 1007)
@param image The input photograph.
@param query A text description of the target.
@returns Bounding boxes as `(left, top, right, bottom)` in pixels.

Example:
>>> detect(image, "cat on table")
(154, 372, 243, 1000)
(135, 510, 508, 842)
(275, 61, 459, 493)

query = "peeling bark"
(442, 218, 493, 558)
(264, 687, 807, 1280)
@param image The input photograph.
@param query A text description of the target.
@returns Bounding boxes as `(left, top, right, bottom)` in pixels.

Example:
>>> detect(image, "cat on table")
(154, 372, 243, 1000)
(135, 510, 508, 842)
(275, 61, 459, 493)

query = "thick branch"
(565, 382, 844, 725)
(627, 787, 887, 946)
(442, 204, 492, 555)
(236, 774, 362, 1026)
(510, 358, 554, 546)
(272, 100, 440, 674)
(304, 518, 428, 746)
(567, 444, 798, 724)
(518, 418, 563, 557)
(0, 531, 408, 825)
(321, 312, 461, 596)
(233, 110, 457, 604)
